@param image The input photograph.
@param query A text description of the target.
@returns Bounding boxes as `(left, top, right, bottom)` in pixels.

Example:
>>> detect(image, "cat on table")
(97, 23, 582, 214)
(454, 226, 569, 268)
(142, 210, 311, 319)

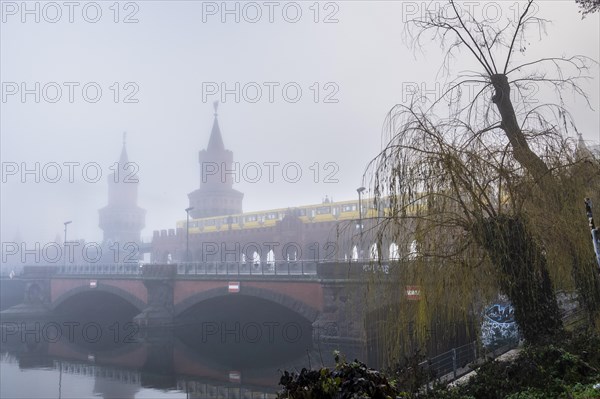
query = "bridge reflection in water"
(1, 352, 282, 398)
(1, 321, 355, 398)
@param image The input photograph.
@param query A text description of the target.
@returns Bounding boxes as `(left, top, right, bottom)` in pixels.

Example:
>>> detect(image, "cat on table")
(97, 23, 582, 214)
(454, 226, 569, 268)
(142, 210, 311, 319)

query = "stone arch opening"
(51, 286, 144, 352)
(174, 286, 318, 322)
(174, 287, 314, 369)
(52, 284, 144, 314)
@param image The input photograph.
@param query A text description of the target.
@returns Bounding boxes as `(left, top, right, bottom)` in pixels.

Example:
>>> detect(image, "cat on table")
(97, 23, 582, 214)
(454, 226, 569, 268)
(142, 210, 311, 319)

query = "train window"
(317, 206, 331, 215)
(342, 204, 357, 212)
(266, 212, 278, 220)
(205, 219, 216, 226)
(245, 215, 257, 222)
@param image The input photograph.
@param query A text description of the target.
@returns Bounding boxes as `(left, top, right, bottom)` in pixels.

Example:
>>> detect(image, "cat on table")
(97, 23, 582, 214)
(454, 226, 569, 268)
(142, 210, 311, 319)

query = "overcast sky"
(1, 0, 599, 246)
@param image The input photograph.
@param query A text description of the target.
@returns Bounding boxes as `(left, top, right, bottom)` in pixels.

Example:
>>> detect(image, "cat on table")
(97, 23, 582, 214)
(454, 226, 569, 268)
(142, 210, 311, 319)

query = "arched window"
(389, 243, 399, 260)
(409, 240, 418, 260)
(286, 249, 298, 261)
(370, 243, 379, 261)
(252, 251, 261, 265)
(267, 249, 275, 265)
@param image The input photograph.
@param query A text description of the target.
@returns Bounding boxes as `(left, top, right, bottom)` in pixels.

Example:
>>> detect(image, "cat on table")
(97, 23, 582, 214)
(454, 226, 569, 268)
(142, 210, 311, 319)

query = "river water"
(0, 316, 359, 399)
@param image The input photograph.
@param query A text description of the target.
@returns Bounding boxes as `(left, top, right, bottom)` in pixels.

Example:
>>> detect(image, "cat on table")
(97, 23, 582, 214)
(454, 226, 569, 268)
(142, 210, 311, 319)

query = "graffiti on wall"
(480, 302, 520, 349)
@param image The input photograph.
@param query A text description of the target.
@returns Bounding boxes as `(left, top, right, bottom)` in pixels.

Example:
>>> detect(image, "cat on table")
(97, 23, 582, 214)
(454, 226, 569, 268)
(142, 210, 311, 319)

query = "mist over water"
(0, 311, 336, 398)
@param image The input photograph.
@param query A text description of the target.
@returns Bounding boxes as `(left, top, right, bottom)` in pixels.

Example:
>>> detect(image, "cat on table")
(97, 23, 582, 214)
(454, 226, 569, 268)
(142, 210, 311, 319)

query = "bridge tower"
(187, 102, 244, 219)
(98, 133, 146, 259)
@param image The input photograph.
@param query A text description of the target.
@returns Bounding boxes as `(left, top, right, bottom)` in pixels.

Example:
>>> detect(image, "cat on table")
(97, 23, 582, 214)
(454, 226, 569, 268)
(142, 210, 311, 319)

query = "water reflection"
(1, 318, 358, 399)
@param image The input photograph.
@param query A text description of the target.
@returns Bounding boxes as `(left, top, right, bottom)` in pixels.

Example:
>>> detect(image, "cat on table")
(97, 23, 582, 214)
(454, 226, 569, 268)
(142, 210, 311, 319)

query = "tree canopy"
(365, 0, 600, 364)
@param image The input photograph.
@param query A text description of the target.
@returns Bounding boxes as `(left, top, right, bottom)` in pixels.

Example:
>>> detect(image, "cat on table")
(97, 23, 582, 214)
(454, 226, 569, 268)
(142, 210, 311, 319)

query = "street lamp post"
(185, 207, 194, 262)
(63, 221, 72, 265)
(357, 187, 365, 259)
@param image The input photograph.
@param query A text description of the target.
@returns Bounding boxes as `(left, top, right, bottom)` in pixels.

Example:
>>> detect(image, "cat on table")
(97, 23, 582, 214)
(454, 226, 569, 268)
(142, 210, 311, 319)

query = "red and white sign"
(229, 371, 241, 383)
(406, 285, 421, 300)
(228, 281, 240, 293)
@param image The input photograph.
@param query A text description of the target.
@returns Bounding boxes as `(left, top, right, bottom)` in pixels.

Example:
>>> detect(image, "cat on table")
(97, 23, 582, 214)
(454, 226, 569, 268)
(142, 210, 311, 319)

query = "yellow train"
(176, 198, 387, 234)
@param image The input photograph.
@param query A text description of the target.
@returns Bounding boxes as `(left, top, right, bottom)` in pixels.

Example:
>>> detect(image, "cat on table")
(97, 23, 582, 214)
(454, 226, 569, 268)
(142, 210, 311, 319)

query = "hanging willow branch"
(364, 0, 600, 364)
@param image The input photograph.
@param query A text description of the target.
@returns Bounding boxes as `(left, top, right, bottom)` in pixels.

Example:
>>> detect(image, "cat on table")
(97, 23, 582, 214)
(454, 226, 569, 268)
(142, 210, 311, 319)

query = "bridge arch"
(174, 286, 319, 322)
(51, 283, 146, 312)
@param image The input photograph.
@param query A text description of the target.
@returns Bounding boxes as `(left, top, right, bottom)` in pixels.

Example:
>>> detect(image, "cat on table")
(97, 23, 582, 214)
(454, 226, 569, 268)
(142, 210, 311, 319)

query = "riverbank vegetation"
(277, 332, 600, 398)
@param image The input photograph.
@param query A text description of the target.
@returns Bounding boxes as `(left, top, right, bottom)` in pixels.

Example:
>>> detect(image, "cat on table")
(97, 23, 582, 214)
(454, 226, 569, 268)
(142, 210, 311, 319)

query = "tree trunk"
(491, 74, 551, 183)
(474, 216, 563, 344)
(490, 73, 600, 329)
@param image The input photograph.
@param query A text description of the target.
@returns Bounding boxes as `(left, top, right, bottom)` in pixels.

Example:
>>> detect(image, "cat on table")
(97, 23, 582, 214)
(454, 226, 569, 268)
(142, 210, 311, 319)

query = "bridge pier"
(311, 274, 369, 360)
(314, 283, 367, 340)
(0, 266, 56, 322)
(133, 264, 176, 328)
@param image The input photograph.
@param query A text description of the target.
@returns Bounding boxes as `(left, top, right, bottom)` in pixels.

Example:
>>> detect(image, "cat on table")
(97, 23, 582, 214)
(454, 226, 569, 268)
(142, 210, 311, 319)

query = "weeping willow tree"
(365, 0, 600, 363)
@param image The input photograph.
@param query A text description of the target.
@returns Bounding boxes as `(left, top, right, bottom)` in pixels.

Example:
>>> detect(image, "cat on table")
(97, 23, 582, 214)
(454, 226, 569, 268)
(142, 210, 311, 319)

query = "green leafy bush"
(278, 334, 600, 399)
(278, 352, 398, 399)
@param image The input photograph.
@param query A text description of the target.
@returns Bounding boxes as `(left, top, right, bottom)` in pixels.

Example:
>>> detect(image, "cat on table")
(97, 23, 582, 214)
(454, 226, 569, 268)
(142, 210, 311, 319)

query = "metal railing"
(420, 341, 480, 381)
(57, 263, 141, 275)
(175, 261, 318, 276)
(52, 261, 319, 276)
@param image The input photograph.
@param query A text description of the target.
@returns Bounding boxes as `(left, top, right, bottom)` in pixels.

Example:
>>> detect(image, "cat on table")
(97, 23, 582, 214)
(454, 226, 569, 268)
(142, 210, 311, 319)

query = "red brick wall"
(173, 280, 323, 311)
(51, 279, 147, 304)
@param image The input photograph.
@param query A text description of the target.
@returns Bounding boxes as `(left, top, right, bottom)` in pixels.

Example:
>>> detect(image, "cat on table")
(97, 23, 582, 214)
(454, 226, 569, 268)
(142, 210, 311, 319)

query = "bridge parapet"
(57, 263, 141, 276)
(141, 263, 176, 279)
(23, 265, 59, 278)
(316, 261, 393, 280)
(175, 261, 317, 277)
(18, 261, 394, 279)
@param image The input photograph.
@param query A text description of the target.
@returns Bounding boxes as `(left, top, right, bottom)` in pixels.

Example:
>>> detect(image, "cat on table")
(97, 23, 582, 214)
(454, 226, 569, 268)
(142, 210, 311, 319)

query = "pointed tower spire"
(188, 104, 244, 218)
(119, 131, 129, 164)
(207, 102, 225, 152)
(99, 135, 145, 255)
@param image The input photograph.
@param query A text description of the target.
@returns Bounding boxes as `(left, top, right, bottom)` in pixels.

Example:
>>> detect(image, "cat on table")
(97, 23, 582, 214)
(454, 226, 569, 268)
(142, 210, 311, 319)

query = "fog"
(1, 0, 598, 246)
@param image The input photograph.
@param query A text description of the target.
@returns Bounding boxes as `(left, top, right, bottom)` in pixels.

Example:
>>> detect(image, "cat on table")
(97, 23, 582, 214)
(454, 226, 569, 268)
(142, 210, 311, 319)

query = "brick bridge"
(1, 261, 396, 346)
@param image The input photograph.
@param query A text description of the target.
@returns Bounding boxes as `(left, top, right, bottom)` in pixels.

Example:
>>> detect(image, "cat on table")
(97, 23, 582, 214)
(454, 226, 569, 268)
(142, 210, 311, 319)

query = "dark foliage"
(426, 333, 600, 399)
(278, 353, 398, 399)
(279, 334, 600, 398)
